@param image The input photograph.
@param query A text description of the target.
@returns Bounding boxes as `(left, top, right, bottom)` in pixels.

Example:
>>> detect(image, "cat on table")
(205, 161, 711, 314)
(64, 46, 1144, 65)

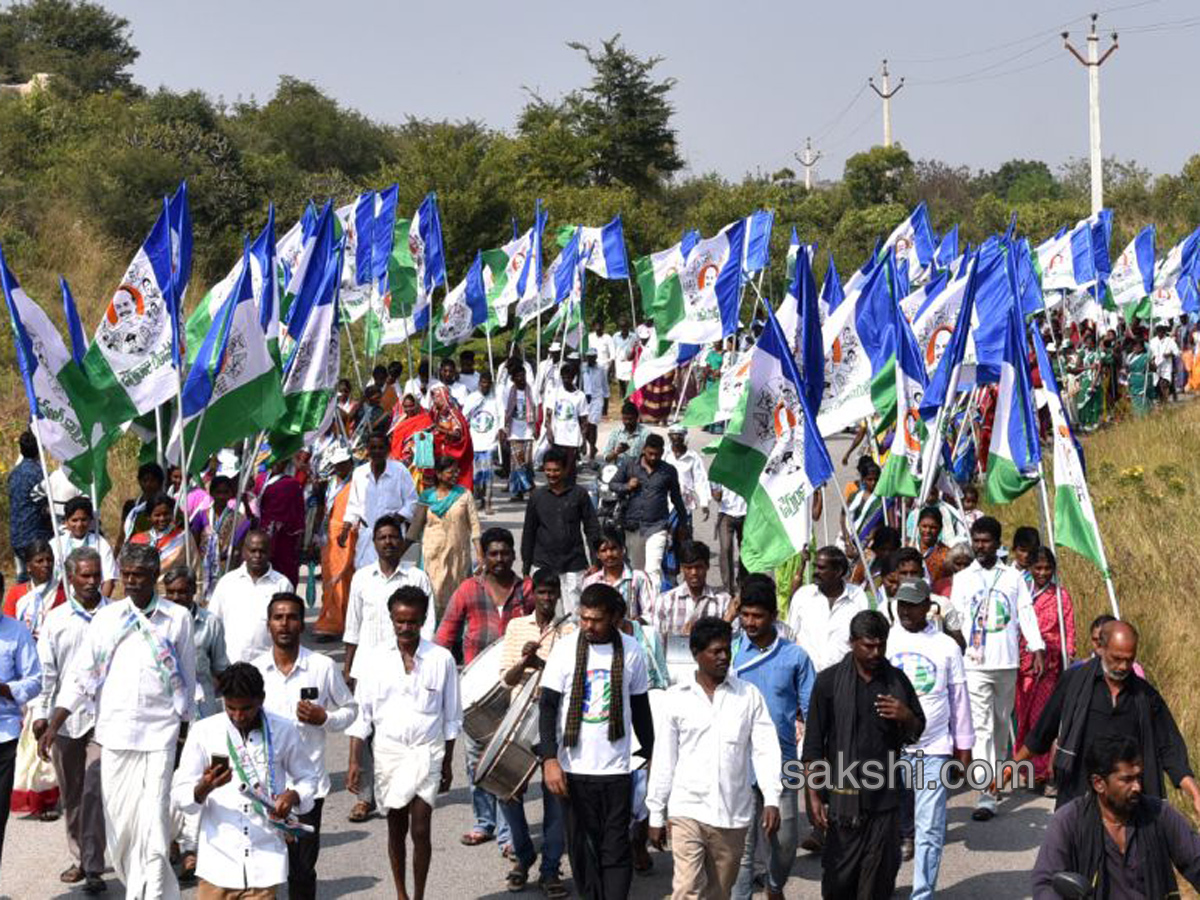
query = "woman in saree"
(129, 493, 199, 580)
(428, 384, 474, 491)
(418, 456, 482, 619)
(314, 447, 357, 639)
(5, 539, 64, 818)
(390, 392, 435, 488)
(190, 474, 252, 603)
(1015, 547, 1076, 789)
(1074, 333, 1104, 431)
(1125, 334, 1152, 416)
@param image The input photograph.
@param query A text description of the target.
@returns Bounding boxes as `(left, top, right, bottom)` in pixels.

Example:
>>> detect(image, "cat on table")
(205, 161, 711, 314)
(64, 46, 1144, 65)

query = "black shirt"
(612, 457, 686, 537)
(1032, 796, 1200, 900)
(1026, 665, 1193, 804)
(521, 484, 600, 575)
(801, 661, 926, 812)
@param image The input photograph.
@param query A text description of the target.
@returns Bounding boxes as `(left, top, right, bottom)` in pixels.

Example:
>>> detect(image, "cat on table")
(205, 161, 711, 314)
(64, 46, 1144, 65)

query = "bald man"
(1007, 621, 1200, 816)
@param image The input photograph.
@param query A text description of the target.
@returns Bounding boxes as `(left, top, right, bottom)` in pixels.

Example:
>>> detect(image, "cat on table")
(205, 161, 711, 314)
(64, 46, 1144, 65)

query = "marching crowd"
(0, 318, 1198, 900)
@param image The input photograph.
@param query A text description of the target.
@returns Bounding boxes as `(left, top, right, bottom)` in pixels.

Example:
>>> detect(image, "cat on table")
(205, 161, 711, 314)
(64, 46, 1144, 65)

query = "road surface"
(0, 417, 1051, 899)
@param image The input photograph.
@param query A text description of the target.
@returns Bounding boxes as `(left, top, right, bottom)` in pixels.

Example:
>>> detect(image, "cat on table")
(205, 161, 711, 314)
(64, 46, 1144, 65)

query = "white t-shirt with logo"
(887, 621, 966, 755)
(542, 630, 650, 775)
(463, 391, 503, 453)
(948, 560, 1043, 670)
(547, 387, 587, 448)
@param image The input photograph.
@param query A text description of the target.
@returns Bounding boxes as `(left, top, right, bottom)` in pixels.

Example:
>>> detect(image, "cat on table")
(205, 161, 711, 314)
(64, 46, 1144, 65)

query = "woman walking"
(418, 457, 482, 618)
(1014, 547, 1076, 790)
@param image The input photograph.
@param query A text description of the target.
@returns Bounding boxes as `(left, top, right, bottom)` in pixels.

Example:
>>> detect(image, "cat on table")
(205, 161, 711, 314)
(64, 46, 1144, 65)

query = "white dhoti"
(586, 397, 604, 426)
(373, 737, 444, 811)
(102, 747, 180, 899)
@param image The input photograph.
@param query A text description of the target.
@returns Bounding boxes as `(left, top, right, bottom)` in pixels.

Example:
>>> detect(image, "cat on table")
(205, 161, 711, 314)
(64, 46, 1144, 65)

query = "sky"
(103, 0, 1199, 184)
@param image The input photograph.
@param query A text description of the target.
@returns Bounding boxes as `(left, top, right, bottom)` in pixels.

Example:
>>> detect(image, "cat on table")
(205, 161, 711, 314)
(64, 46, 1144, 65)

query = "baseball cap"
(895, 578, 932, 605)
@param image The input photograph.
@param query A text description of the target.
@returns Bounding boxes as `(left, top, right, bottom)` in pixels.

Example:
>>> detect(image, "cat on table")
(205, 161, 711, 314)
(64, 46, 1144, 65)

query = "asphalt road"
(0, 416, 1052, 899)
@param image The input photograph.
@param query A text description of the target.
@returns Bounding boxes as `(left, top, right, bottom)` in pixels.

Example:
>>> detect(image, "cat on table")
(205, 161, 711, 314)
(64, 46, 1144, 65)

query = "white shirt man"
(580, 358, 610, 425)
(463, 389, 504, 457)
(588, 331, 615, 371)
(665, 442, 712, 515)
(343, 458, 419, 569)
(348, 638, 462, 809)
(343, 562, 435, 680)
(208, 564, 294, 664)
(647, 671, 781, 895)
(172, 709, 320, 894)
(34, 590, 109, 882)
(534, 354, 563, 406)
(786, 581, 871, 672)
(949, 550, 1044, 817)
(254, 647, 358, 800)
(1149, 331, 1180, 383)
(53, 594, 197, 898)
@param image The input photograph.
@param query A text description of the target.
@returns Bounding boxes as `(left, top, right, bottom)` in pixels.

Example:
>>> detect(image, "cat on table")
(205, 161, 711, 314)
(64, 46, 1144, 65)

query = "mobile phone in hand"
(300, 687, 318, 701)
(210, 753, 229, 770)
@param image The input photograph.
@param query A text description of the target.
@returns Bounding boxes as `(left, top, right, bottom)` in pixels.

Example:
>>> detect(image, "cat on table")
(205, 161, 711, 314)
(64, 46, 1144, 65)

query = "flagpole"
(225, 430, 264, 577)
(827, 466, 881, 604)
(154, 406, 166, 470)
(670, 355, 698, 423)
(625, 276, 638, 329)
(342, 321, 364, 389)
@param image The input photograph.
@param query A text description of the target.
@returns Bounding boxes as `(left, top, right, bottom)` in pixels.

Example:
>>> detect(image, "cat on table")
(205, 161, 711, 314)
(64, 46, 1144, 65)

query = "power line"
(907, 35, 1059, 86)
(811, 82, 870, 144)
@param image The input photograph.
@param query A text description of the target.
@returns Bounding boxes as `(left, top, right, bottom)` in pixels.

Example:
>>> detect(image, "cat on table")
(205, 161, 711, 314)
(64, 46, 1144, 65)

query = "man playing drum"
(435, 527, 534, 851)
(495, 571, 573, 897)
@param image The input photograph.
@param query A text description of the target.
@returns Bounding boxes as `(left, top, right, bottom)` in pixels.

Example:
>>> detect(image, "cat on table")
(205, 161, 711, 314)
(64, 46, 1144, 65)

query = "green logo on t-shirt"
(581, 668, 612, 724)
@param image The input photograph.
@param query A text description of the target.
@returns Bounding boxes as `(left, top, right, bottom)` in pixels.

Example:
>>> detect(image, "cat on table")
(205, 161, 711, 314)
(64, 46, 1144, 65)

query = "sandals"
(347, 800, 376, 823)
(59, 864, 85, 884)
(539, 873, 569, 899)
(460, 830, 496, 846)
(506, 862, 530, 892)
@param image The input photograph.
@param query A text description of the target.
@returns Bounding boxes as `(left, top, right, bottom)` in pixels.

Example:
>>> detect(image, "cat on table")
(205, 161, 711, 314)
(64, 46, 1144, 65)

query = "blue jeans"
(907, 753, 951, 900)
(500, 787, 565, 877)
(465, 733, 511, 846)
(731, 786, 799, 899)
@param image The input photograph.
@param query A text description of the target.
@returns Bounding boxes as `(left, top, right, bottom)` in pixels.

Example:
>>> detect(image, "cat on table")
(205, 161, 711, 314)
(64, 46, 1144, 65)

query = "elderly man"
(208, 529, 293, 664)
(33, 548, 108, 893)
(1007, 619, 1200, 817)
(39, 543, 196, 900)
(786, 546, 871, 673)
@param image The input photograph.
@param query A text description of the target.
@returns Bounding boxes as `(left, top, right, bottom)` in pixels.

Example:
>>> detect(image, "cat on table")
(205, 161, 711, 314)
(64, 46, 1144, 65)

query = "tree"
(843, 145, 914, 206)
(0, 0, 139, 94)
(978, 159, 1059, 203)
(564, 35, 683, 192)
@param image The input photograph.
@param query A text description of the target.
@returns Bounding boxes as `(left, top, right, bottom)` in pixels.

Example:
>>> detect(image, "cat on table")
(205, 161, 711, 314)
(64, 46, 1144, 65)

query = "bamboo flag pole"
(827, 466, 881, 605)
(29, 418, 64, 583)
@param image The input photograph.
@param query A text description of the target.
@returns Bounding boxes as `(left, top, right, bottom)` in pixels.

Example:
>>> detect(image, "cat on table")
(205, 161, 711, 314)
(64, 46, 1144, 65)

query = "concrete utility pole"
(868, 59, 904, 147)
(794, 137, 823, 190)
(1063, 14, 1118, 215)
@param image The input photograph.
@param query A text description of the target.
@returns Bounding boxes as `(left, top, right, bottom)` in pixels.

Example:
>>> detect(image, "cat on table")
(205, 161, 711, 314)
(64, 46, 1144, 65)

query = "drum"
(475, 672, 542, 802)
(460, 641, 510, 742)
(664, 634, 696, 686)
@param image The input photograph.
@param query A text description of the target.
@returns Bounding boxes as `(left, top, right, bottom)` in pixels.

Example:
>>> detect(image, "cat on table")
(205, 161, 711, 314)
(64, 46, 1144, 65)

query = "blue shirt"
(732, 633, 815, 764)
(0, 614, 42, 741)
(7, 457, 50, 552)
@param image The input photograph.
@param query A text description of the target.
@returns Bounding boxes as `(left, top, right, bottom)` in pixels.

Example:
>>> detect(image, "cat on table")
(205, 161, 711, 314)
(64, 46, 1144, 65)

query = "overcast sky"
(104, 0, 1198, 183)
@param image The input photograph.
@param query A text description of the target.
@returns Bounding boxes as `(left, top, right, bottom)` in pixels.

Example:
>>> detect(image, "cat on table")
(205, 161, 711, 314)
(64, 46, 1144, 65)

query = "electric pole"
(868, 59, 904, 147)
(1063, 14, 1118, 214)
(794, 137, 822, 190)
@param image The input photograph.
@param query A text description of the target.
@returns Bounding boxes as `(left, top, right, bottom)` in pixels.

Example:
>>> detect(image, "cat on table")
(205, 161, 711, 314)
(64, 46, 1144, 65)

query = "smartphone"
(300, 687, 318, 701)
(210, 753, 229, 770)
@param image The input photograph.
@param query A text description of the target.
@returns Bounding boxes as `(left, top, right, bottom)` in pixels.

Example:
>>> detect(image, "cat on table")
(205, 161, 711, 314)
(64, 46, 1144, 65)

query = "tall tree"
(0, 0, 139, 94)
(564, 35, 683, 193)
